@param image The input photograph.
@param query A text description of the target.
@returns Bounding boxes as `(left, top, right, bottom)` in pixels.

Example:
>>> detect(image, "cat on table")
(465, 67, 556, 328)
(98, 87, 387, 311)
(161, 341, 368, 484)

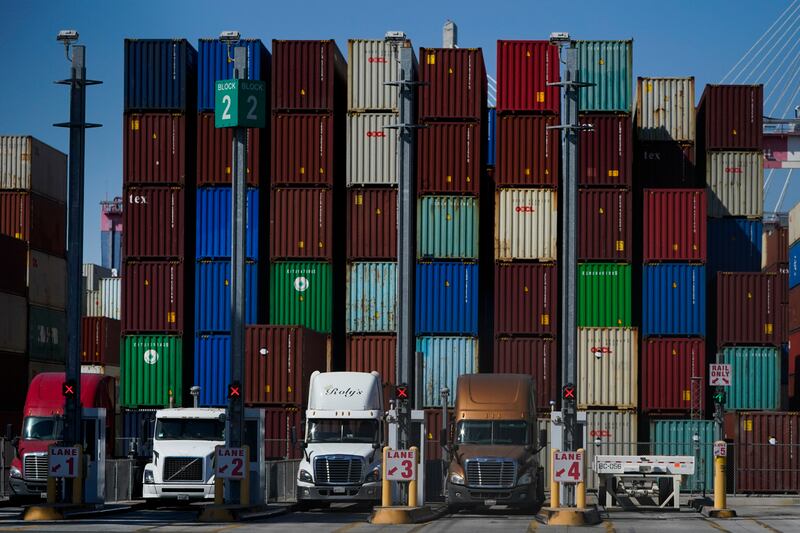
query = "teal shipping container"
(417, 336, 478, 408)
(651, 419, 715, 492)
(346, 262, 397, 333)
(576, 40, 633, 113)
(718, 347, 782, 410)
(417, 196, 478, 259)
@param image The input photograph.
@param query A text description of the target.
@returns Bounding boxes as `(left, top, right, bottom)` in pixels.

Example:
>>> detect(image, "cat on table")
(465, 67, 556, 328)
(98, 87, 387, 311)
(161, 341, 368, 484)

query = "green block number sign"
(215, 79, 266, 128)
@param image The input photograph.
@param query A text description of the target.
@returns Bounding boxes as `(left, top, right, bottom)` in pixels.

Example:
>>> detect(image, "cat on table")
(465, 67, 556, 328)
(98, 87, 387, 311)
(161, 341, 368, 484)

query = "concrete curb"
(65, 502, 147, 519)
(370, 504, 448, 524)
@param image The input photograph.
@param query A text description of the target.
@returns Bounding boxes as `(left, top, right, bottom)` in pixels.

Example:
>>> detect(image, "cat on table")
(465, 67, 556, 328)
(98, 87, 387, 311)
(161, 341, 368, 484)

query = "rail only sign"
(386, 449, 417, 481)
(709, 363, 732, 387)
(553, 450, 583, 483)
(215, 446, 247, 479)
(48, 445, 80, 478)
(215, 79, 266, 129)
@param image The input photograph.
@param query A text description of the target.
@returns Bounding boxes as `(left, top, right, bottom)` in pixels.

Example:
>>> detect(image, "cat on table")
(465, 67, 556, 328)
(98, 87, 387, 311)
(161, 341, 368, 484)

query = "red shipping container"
(347, 188, 397, 260)
(345, 334, 396, 408)
(81, 317, 121, 366)
(197, 113, 262, 186)
(697, 85, 763, 151)
(579, 189, 632, 261)
(122, 261, 185, 333)
(0, 192, 65, 256)
(271, 114, 335, 187)
(0, 234, 27, 296)
(579, 114, 633, 188)
(419, 48, 487, 121)
(417, 122, 481, 195)
(271, 40, 345, 112)
(717, 272, 782, 346)
(495, 115, 559, 187)
(636, 141, 697, 188)
(270, 188, 333, 260)
(0, 352, 30, 410)
(123, 187, 186, 259)
(790, 286, 800, 333)
(245, 325, 328, 406)
(123, 114, 189, 186)
(790, 332, 800, 405)
(493, 337, 558, 411)
(424, 409, 449, 461)
(264, 406, 304, 459)
(640, 338, 705, 413)
(496, 40, 560, 114)
(763, 225, 789, 270)
(643, 189, 707, 262)
(494, 263, 557, 336)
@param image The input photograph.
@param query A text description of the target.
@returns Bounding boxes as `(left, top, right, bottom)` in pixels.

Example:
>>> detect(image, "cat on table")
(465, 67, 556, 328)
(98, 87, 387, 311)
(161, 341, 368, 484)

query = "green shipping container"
(121, 335, 183, 408)
(270, 261, 332, 332)
(417, 196, 478, 259)
(578, 263, 631, 327)
(28, 305, 66, 363)
(718, 347, 781, 410)
(651, 419, 715, 493)
(576, 40, 633, 113)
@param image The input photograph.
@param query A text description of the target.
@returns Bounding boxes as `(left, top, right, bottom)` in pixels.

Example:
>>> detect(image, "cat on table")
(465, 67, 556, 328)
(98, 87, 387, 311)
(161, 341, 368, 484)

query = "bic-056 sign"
(215, 79, 266, 129)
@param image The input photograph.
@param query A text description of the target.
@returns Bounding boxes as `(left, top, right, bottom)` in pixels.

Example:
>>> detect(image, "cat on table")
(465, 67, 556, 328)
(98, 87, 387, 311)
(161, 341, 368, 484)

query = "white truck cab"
(296, 371, 384, 505)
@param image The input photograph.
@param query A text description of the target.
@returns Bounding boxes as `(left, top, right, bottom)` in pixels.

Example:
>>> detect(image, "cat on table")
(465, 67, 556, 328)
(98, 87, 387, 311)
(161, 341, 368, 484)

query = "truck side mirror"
(439, 428, 448, 448)
(300, 441, 308, 450)
(11, 436, 19, 458)
(372, 442, 381, 450)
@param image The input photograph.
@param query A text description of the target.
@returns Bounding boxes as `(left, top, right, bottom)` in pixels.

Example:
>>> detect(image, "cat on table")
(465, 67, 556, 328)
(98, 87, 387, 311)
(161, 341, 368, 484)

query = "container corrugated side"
(197, 113, 263, 187)
(346, 335, 396, 407)
(270, 188, 333, 260)
(495, 189, 557, 261)
(28, 305, 66, 363)
(271, 40, 346, 112)
(0, 136, 67, 202)
(641, 338, 705, 413)
(0, 192, 66, 257)
(347, 188, 397, 260)
(579, 114, 633, 188)
(264, 406, 304, 459)
(122, 261, 185, 334)
(418, 122, 481, 195)
(417, 336, 478, 407)
(83, 264, 112, 291)
(495, 115, 559, 187)
(791, 287, 800, 333)
(271, 114, 334, 187)
(120, 335, 183, 408)
(697, 84, 763, 151)
(487, 108, 496, 167)
(496, 40, 560, 114)
(707, 152, 764, 218)
(346, 112, 398, 186)
(194, 334, 230, 407)
(791, 243, 800, 289)
(121, 408, 157, 458)
(99, 277, 121, 320)
(0, 292, 26, 353)
(718, 347, 781, 410)
(494, 263, 557, 336)
(123, 187, 186, 259)
(708, 218, 762, 276)
(651, 419, 715, 492)
(124, 39, 197, 112)
(576, 40, 633, 113)
(636, 141, 697, 188)
(195, 261, 259, 333)
(196, 187, 259, 260)
(493, 337, 558, 411)
(415, 263, 478, 335)
(85, 289, 101, 317)
(417, 196, 478, 259)
(578, 264, 632, 327)
(81, 317, 121, 366)
(419, 48, 486, 121)
(27, 250, 66, 310)
(123, 114, 189, 186)
(346, 262, 397, 333)
(762, 225, 788, 270)
(197, 38, 269, 112)
(347, 39, 401, 112)
(635, 77, 695, 142)
(716, 272, 781, 347)
(585, 410, 637, 491)
(642, 264, 706, 336)
(790, 202, 800, 246)
(579, 189, 631, 261)
(577, 328, 637, 408)
(643, 189, 707, 262)
(269, 262, 332, 333)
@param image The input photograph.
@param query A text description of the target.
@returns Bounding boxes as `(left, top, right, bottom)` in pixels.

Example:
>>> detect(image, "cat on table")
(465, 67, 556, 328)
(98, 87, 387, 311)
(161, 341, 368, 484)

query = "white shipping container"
(83, 263, 112, 291)
(495, 189, 558, 261)
(28, 250, 67, 310)
(346, 112, 399, 186)
(347, 39, 401, 112)
(585, 410, 638, 491)
(636, 77, 695, 142)
(0, 136, 67, 202)
(85, 289, 101, 317)
(81, 364, 120, 378)
(0, 292, 27, 353)
(98, 277, 120, 319)
(577, 327, 638, 409)
(707, 152, 764, 218)
(790, 202, 800, 246)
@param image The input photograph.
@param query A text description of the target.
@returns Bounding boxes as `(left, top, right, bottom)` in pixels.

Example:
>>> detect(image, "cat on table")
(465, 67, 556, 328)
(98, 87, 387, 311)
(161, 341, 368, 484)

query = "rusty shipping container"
(0, 234, 27, 296)
(762, 225, 788, 270)
(122, 261, 186, 333)
(271, 40, 346, 112)
(271, 113, 335, 187)
(697, 84, 763, 151)
(123, 187, 186, 259)
(81, 317, 121, 366)
(717, 272, 782, 346)
(493, 337, 558, 411)
(347, 188, 397, 260)
(264, 406, 304, 459)
(643, 189, 707, 262)
(270, 188, 333, 260)
(635, 77, 695, 142)
(345, 334, 396, 408)
(417, 122, 480, 195)
(0, 192, 65, 257)
(419, 48, 487, 121)
(494, 263, 557, 336)
(636, 141, 697, 188)
(579, 114, 633, 188)
(245, 325, 327, 406)
(196, 113, 262, 186)
(424, 409, 447, 461)
(495, 115, 559, 187)
(495, 40, 560, 114)
(579, 189, 631, 261)
(123, 114, 190, 186)
(640, 338, 706, 413)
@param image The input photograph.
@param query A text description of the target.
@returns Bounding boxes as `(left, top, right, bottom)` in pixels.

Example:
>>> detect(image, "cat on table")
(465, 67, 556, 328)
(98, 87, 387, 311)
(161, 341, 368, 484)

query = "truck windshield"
(22, 417, 63, 440)
(456, 421, 528, 445)
(307, 419, 378, 444)
(155, 419, 225, 441)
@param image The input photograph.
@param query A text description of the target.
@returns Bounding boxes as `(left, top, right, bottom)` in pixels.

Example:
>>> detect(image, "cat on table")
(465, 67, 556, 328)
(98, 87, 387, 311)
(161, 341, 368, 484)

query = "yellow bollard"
(714, 452, 726, 510)
(408, 446, 419, 508)
(240, 446, 250, 506)
(381, 446, 392, 507)
(550, 448, 560, 508)
(214, 477, 224, 505)
(576, 448, 586, 509)
(47, 477, 57, 504)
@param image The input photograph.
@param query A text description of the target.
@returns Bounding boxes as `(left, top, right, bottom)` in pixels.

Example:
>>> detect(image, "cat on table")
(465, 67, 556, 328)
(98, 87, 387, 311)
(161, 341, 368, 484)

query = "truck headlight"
(9, 466, 21, 479)
(365, 467, 381, 483)
(517, 472, 532, 486)
(144, 469, 155, 484)
(449, 473, 464, 485)
(299, 469, 313, 483)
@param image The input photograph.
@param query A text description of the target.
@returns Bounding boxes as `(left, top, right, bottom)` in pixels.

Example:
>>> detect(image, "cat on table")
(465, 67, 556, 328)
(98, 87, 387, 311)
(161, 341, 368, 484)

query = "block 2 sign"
(215, 79, 266, 129)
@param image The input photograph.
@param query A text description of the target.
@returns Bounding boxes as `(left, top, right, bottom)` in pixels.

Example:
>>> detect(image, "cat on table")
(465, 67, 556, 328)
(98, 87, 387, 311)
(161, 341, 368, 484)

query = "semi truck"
(443, 373, 545, 510)
(295, 371, 385, 506)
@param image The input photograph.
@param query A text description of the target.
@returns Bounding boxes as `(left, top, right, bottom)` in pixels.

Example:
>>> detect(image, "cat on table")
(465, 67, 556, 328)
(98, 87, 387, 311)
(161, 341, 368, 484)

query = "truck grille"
(314, 456, 363, 485)
(23, 454, 48, 482)
(163, 457, 203, 482)
(465, 459, 516, 488)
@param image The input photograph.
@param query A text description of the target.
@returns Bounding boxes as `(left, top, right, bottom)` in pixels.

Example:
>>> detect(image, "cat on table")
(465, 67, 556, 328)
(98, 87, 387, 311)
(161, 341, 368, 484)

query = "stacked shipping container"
(788, 204, 800, 405)
(82, 262, 121, 376)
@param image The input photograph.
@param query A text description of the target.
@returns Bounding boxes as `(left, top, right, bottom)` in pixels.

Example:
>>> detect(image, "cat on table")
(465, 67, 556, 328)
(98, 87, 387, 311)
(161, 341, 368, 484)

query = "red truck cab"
(8, 373, 115, 500)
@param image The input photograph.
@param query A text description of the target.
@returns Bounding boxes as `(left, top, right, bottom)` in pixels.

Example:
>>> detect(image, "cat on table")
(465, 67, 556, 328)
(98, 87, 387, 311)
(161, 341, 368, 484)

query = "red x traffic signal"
(562, 383, 576, 400)
(395, 384, 409, 401)
(228, 382, 241, 399)
(62, 380, 76, 398)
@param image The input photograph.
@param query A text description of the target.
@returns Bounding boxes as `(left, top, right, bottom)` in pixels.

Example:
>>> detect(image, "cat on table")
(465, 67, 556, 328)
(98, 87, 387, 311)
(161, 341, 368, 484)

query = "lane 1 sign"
(553, 451, 583, 483)
(386, 449, 417, 481)
(709, 363, 732, 387)
(215, 446, 247, 480)
(215, 79, 266, 129)
(48, 445, 80, 478)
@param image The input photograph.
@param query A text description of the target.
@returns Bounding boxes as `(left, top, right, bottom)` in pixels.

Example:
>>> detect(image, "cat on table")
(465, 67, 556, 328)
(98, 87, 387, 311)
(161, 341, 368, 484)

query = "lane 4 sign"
(553, 451, 583, 483)
(48, 445, 80, 478)
(215, 446, 247, 480)
(386, 449, 417, 481)
(709, 364, 732, 386)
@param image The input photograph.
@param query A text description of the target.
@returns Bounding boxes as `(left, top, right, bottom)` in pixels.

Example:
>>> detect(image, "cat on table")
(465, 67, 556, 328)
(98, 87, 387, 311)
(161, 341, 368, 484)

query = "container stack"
(269, 40, 347, 367)
(82, 263, 121, 377)
(415, 47, 486, 409)
(121, 39, 197, 409)
(492, 40, 560, 413)
(193, 38, 269, 407)
(788, 205, 800, 405)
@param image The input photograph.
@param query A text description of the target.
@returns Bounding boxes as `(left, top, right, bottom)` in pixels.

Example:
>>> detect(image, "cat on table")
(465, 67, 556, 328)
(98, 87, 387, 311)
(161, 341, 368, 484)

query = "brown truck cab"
(443, 374, 545, 510)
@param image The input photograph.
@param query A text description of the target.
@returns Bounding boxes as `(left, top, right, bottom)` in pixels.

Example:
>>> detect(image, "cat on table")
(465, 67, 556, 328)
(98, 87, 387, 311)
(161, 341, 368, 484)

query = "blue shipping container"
(642, 264, 706, 336)
(790, 242, 800, 289)
(125, 39, 197, 112)
(417, 336, 479, 407)
(197, 38, 270, 112)
(194, 334, 231, 407)
(195, 260, 259, 332)
(101, 230, 122, 272)
(121, 409, 157, 458)
(707, 218, 762, 276)
(487, 107, 496, 167)
(196, 187, 260, 260)
(415, 262, 478, 335)
(346, 262, 397, 333)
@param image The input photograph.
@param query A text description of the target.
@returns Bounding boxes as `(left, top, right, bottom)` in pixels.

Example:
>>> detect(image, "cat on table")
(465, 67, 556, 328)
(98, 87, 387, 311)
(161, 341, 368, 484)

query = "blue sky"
(1, 0, 796, 263)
